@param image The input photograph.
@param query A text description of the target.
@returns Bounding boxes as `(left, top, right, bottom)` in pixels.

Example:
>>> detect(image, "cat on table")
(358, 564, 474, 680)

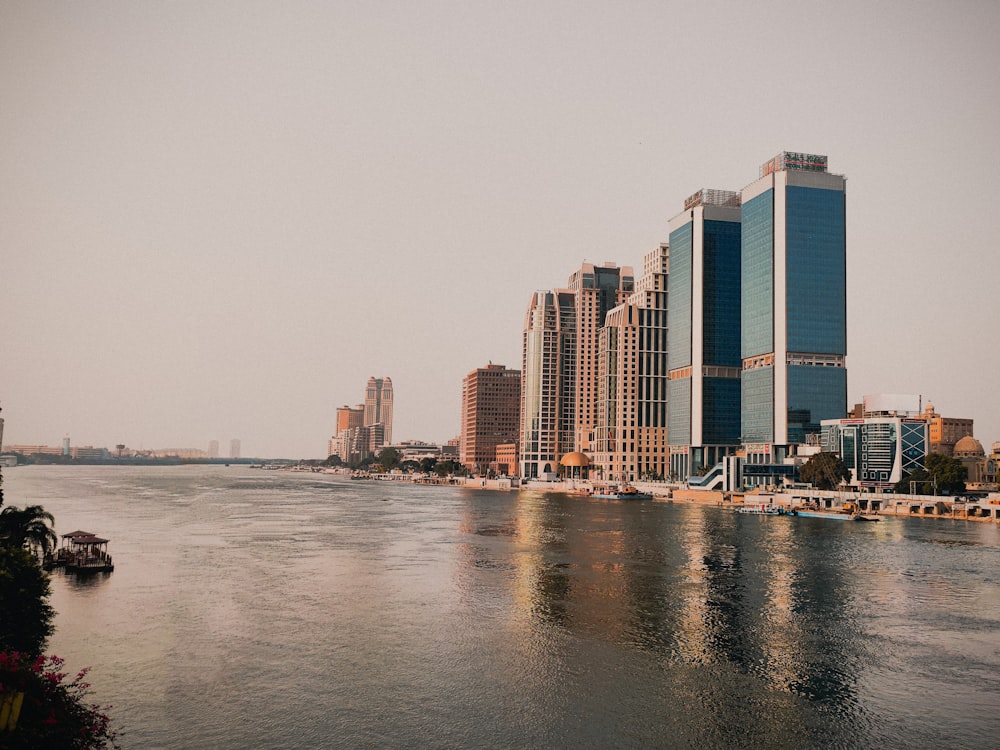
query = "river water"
(5, 465, 1000, 749)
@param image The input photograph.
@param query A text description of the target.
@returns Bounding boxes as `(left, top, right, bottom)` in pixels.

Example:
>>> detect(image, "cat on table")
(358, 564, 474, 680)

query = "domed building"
(954, 435, 987, 485)
(954, 435, 985, 458)
(559, 451, 591, 480)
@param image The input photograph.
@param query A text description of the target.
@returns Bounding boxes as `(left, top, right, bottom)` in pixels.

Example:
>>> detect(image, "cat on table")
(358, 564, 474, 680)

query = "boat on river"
(592, 485, 653, 500)
(736, 504, 793, 516)
(794, 510, 880, 522)
(45, 530, 115, 572)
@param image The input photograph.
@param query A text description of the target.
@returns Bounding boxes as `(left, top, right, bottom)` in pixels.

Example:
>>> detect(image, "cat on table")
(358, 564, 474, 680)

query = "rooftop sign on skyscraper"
(760, 151, 828, 176)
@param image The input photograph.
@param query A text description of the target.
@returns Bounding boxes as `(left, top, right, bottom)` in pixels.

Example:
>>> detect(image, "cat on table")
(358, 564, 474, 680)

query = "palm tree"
(0, 504, 58, 557)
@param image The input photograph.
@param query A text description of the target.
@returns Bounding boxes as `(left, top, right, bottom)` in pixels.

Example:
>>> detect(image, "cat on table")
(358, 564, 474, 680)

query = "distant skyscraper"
(460, 363, 521, 474)
(741, 152, 847, 465)
(593, 244, 670, 481)
(667, 189, 743, 479)
(364, 377, 393, 447)
(208, 440, 219, 458)
(329, 404, 365, 460)
(337, 405, 364, 433)
(567, 262, 634, 452)
(230, 438, 241, 459)
(520, 289, 576, 479)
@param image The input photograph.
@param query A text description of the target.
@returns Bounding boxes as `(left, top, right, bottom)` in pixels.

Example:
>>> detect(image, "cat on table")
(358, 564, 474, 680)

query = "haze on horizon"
(2, 1, 998, 459)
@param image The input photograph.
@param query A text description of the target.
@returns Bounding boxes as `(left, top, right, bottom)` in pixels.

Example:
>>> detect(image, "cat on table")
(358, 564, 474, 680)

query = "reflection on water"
(58, 569, 114, 590)
(6, 466, 1000, 749)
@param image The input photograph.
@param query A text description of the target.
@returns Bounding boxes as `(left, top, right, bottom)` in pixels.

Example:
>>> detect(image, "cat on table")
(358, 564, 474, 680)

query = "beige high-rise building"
(330, 380, 393, 462)
(520, 289, 576, 479)
(593, 245, 669, 481)
(364, 377, 393, 447)
(460, 363, 521, 474)
(567, 262, 633, 452)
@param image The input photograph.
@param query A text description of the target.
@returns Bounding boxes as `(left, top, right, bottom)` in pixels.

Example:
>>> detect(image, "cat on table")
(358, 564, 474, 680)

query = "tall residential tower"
(593, 244, 670, 481)
(364, 377, 394, 447)
(520, 290, 576, 479)
(567, 262, 634, 452)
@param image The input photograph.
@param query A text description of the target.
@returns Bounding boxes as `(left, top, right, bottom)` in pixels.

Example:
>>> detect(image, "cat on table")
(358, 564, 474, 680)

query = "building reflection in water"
(455, 491, 861, 713)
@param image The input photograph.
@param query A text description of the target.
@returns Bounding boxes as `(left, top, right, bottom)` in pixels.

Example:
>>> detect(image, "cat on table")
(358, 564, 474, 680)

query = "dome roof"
(559, 452, 591, 467)
(954, 436, 984, 456)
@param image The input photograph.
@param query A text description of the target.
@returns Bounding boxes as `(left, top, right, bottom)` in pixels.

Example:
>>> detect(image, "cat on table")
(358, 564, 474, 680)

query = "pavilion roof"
(68, 534, 109, 545)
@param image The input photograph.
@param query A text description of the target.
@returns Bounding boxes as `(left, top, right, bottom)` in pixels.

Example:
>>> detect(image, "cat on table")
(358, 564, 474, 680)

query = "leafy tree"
(419, 457, 437, 473)
(897, 453, 967, 495)
(0, 545, 55, 656)
(323, 455, 343, 467)
(377, 448, 401, 472)
(434, 460, 459, 477)
(926, 452, 968, 494)
(894, 468, 928, 495)
(0, 505, 59, 558)
(798, 452, 851, 490)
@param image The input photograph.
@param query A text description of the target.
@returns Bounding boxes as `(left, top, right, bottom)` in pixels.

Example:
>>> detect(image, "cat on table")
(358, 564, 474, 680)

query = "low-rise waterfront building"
(821, 416, 928, 490)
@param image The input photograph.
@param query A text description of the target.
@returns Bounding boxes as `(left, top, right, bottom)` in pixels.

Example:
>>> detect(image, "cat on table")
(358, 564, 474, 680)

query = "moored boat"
(793, 510, 880, 522)
(736, 505, 793, 515)
(46, 530, 115, 573)
(592, 485, 653, 500)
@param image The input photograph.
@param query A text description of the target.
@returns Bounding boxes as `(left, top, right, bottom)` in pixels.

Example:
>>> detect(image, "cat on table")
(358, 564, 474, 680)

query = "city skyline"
(2, 2, 998, 458)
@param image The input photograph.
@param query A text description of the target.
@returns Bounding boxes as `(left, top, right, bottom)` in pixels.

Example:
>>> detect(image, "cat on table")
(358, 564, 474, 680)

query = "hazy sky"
(2, 1, 998, 458)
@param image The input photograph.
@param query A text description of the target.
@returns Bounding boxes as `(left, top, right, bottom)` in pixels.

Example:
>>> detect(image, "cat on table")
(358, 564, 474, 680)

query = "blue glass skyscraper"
(740, 152, 847, 468)
(667, 189, 742, 480)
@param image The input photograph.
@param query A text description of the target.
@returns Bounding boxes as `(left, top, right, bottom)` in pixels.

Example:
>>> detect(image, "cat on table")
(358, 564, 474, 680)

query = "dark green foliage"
(0, 505, 59, 557)
(434, 460, 460, 477)
(377, 447, 401, 472)
(895, 453, 968, 495)
(0, 546, 54, 656)
(419, 457, 437, 473)
(799, 452, 851, 490)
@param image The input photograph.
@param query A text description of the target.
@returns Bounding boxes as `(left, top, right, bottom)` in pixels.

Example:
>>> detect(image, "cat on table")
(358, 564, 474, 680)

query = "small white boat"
(592, 485, 652, 500)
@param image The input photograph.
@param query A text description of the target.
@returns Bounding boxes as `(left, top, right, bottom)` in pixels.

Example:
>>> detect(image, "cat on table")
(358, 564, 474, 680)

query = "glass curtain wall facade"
(667, 192, 742, 480)
(741, 153, 847, 462)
